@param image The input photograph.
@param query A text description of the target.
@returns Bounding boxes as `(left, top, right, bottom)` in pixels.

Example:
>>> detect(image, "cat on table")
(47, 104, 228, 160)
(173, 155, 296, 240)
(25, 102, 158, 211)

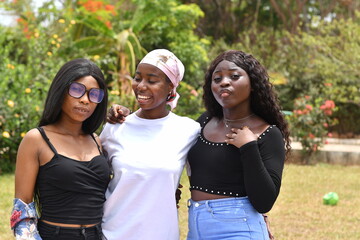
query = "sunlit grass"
(1, 164, 360, 239)
(0, 174, 14, 240)
(268, 163, 360, 240)
(179, 163, 360, 240)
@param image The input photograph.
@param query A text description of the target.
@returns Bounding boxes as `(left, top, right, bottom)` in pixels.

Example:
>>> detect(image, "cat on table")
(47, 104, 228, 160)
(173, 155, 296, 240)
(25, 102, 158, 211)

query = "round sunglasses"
(68, 82, 105, 103)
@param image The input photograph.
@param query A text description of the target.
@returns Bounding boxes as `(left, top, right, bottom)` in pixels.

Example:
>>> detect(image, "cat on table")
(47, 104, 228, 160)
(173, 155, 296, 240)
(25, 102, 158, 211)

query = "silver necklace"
(224, 114, 254, 128)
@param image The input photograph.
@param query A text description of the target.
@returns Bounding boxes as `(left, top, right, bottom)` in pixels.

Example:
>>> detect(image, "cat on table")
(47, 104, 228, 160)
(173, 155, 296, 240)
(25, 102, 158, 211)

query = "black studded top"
(187, 112, 285, 213)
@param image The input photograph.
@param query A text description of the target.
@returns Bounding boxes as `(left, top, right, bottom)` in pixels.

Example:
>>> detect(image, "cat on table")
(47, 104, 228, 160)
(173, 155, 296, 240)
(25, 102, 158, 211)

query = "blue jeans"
(187, 197, 270, 240)
(38, 221, 103, 240)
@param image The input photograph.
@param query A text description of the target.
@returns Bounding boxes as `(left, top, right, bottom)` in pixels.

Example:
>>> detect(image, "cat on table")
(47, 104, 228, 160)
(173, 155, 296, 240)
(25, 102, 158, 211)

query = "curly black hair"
(203, 50, 291, 156)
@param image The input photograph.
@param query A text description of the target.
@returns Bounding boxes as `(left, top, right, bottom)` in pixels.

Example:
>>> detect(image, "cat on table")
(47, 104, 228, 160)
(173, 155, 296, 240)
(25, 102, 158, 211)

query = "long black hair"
(203, 50, 291, 155)
(38, 58, 108, 133)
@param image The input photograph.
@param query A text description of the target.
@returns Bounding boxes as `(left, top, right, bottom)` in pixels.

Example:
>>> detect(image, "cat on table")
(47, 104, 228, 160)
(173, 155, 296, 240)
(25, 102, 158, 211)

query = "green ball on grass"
(323, 192, 339, 206)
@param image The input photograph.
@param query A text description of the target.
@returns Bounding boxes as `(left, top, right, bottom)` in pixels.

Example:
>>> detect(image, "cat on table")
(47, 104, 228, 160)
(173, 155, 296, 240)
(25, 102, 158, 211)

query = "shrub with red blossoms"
(78, 0, 116, 29)
(288, 95, 338, 163)
(320, 100, 336, 115)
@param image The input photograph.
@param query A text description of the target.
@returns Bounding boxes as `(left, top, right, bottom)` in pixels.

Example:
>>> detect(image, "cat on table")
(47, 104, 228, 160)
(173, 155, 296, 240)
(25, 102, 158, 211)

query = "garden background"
(0, 0, 359, 239)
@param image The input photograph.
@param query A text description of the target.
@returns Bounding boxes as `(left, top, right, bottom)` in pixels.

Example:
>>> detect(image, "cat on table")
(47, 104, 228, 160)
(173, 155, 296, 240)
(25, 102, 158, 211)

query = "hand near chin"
(225, 126, 257, 148)
(107, 104, 131, 124)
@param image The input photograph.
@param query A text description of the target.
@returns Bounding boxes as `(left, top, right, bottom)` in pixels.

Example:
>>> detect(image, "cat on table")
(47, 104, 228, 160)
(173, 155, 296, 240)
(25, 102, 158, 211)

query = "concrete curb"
(290, 138, 360, 165)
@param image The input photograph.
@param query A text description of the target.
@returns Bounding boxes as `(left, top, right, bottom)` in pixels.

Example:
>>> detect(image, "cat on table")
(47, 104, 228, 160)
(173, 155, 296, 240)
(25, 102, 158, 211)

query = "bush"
(0, 26, 62, 172)
(0, 0, 207, 173)
(288, 94, 338, 163)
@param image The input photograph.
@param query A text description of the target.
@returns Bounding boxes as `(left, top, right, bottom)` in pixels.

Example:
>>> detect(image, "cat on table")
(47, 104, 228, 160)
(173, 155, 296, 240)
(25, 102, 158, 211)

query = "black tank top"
(36, 127, 111, 224)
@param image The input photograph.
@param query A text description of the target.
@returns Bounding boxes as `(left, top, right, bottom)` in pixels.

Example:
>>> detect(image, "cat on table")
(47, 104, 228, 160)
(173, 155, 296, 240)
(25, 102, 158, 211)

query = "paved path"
(290, 138, 360, 165)
(291, 138, 360, 152)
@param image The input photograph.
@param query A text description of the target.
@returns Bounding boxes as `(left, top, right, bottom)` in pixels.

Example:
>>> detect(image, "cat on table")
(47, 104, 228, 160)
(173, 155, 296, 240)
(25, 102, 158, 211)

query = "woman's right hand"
(107, 104, 131, 124)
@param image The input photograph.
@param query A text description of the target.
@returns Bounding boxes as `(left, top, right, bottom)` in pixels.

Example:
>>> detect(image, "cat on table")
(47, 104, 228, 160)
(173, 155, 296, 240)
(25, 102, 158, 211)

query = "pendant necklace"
(224, 114, 254, 128)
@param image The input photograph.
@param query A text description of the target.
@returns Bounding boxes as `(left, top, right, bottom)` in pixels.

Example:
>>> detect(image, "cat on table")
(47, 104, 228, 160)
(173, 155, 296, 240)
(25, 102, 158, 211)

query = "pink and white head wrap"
(139, 49, 185, 110)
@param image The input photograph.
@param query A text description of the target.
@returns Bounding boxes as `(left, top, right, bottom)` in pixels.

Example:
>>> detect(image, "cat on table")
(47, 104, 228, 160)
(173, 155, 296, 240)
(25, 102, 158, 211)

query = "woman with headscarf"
(99, 49, 200, 240)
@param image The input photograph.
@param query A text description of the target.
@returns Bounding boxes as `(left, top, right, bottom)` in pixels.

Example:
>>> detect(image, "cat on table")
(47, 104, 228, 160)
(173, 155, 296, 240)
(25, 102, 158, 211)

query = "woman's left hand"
(225, 126, 257, 148)
(176, 184, 183, 209)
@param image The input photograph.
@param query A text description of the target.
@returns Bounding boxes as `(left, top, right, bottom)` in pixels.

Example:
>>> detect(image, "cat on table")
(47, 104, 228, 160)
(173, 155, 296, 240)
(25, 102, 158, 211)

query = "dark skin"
(108, 60, 272, 203)
(16, 76, 103, 228)
(191, 60, 269, 201)
(107, 61, 273, 202)
(107, 104, 266, 202)
(108, 63, 185, 207)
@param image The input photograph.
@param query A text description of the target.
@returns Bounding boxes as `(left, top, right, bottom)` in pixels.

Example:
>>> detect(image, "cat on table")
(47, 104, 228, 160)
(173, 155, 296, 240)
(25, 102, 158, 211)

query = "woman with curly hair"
(186, 50, 290, 240)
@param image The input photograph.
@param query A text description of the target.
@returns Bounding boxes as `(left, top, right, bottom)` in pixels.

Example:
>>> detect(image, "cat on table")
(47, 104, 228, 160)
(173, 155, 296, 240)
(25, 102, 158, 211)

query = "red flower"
(295, 110, 303, 115)
(320, 100, 335, 110)
(105, 20, 112, 29)
(190, 89, 198, 97)
(305, 104, 313, 111)
(105, 4, 116, 16)
(80, 0, 104, 12)
(324, 109, 333, 115)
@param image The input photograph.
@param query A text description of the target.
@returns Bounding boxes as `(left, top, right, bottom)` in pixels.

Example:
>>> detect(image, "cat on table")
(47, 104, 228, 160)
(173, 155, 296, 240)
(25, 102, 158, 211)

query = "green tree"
(0, 24, 62, 172)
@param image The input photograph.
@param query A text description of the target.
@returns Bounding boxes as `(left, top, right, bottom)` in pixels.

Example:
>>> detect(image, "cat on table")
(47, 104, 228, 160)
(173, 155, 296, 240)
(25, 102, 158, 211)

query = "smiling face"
(61, 76, 100, 124)
(211, 60, 251, 110)
(132, 63, 173, 118)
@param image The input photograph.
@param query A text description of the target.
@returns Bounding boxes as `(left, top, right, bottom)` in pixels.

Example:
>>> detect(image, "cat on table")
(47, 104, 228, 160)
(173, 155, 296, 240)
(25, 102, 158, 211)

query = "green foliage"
(1, 1, 359, 172)
(173, 82, 204, 120)
(280, 15, 360, 105)
(135, 0, 210, 87)
(330, 102, 360, 137)
(0, 26, 62, 173)
(0, 0, 208, 172)
(216, 13, 360, 145)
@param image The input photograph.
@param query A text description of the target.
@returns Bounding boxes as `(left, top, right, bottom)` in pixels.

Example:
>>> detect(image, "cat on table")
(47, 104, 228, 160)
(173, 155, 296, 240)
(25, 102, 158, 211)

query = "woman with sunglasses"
(99, 49, 200, 240)
(11, 58, 111, 239)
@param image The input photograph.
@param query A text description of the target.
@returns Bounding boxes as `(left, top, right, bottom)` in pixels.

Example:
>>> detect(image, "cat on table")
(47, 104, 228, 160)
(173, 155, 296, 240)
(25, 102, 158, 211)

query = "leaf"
(79, 16, 115, 38)
(131, 9, 160, 33)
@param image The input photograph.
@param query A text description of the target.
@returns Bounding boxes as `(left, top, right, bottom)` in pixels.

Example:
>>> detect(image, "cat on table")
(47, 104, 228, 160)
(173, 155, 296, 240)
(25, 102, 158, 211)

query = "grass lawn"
(1, 164, 360, 239)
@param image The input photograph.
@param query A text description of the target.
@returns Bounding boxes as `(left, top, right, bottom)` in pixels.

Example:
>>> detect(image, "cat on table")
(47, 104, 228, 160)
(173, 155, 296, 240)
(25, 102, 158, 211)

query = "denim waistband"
(188, 197, 250, 209)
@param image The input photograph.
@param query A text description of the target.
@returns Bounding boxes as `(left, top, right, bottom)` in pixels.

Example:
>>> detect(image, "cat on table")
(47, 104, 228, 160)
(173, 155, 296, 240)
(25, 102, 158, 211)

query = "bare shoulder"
(16, 128, 44, 165)
(18, 128, 44, 151)
(22, 128, 43, 142)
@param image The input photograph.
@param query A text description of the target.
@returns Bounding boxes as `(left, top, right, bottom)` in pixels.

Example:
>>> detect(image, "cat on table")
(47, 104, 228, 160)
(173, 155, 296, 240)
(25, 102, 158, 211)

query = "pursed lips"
(219, 89, 232, 97)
